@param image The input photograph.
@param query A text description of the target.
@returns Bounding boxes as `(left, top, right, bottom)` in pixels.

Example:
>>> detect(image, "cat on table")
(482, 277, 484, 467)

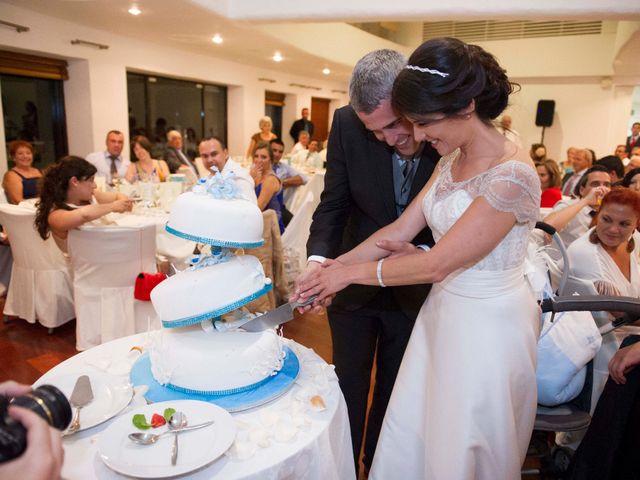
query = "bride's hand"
(376, 239, 420, 258)
(296, 261, 350, 303)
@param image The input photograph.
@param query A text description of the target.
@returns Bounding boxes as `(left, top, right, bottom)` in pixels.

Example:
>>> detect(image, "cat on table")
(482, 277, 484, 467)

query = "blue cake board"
(130, 347, 299, 413)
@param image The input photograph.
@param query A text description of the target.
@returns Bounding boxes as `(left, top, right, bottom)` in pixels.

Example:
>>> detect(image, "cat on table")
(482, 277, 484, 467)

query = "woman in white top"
(35, 156, 132, 253)
(567, 187, 640, 407)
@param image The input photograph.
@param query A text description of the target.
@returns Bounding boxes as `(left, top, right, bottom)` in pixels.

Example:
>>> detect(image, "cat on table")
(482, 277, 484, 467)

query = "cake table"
(35, 332, 355, 480)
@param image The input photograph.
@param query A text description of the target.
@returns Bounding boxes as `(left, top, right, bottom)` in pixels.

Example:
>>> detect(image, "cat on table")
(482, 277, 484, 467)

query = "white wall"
(504, 80, 633, 161)
(0, 3, 349, 174)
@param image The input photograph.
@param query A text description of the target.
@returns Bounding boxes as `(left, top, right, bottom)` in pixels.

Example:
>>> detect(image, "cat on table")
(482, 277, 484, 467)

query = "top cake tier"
(166, 191, 264, 248)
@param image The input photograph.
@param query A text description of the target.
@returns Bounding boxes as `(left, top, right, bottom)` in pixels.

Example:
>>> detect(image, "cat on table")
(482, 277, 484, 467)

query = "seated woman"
(35, 156, 133, 253)
(125, 135, 170, 183)
(567, 187, 640, 298)
(536, 158, 563, 207)
(566, 187, 640, 413)
(250, 142, 284, 234)
(2, 140, 42, 204)
(246, 116, 278, 160)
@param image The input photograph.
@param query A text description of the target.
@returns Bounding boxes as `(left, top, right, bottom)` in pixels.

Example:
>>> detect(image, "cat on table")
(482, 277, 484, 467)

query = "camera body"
(0, 385, 71, 463)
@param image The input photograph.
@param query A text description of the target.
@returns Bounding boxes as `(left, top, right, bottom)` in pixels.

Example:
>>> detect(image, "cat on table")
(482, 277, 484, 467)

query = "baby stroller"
(522, 222, 640, 479)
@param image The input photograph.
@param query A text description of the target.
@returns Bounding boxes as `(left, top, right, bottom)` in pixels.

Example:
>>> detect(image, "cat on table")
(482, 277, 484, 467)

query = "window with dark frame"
(126, 72, 227, 161)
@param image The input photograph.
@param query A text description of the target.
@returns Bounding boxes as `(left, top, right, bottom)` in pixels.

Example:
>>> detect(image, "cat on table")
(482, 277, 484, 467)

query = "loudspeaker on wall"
(535, 100, 555, 127)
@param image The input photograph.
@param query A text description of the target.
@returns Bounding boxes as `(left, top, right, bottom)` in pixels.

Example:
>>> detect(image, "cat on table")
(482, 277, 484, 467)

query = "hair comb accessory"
(405, 65, 449, 78)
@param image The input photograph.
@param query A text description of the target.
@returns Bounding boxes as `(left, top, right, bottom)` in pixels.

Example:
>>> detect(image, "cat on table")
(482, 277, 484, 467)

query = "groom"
(297, 50, 439, 473)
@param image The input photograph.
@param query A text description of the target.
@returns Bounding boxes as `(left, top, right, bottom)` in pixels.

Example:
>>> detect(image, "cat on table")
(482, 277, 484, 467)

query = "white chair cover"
(0, 204, 74, 328)
(282, 192, 315, 292)
(288, 172, 325, 216)
(68, 224, 159, 350)
(0, 187, 8, 204)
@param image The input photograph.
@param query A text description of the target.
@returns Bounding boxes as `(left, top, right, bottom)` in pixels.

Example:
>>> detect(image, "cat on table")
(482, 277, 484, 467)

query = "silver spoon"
(128, 420, 215, 445)
(169, 412, 187, 466)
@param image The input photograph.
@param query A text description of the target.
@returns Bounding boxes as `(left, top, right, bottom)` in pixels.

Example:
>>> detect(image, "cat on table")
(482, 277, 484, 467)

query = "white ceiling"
(3, 0, 640, 83)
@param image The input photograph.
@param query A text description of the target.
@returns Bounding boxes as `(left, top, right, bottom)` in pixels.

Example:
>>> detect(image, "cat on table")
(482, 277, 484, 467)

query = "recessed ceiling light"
(128, 6, 141, 16)
(272, 51, 283, 62)
(211, 34, 223, 44)
(322, 68, 331, 75)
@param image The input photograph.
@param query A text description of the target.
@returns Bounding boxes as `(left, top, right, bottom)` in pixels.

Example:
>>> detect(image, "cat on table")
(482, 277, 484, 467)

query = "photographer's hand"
(0, 382, 64, 480)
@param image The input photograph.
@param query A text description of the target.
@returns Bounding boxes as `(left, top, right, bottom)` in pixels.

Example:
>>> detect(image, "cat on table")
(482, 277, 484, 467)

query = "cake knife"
(216, 295, 317, 332)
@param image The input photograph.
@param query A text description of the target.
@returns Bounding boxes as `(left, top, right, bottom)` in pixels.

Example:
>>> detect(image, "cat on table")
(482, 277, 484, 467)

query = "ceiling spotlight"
(211, 34, 223, 44)
(128, 6, 141, 16)
(272, 51, 283, 62)
(322, 67, 331, 75)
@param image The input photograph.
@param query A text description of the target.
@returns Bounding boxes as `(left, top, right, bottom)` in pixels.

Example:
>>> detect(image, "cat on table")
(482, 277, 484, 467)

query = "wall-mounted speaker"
(535, 100, 555, 127)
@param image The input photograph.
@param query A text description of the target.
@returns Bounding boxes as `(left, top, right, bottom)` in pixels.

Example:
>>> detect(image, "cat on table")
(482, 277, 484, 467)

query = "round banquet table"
(36, 333, 355, 480)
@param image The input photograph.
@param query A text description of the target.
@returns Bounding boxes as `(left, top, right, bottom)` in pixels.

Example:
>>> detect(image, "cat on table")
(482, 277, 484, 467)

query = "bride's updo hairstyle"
(392, 37, 516, 122)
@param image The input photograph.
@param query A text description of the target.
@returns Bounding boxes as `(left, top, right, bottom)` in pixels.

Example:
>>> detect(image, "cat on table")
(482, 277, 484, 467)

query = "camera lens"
(11, 385, 72, 431)
(0, 385, 72, 463)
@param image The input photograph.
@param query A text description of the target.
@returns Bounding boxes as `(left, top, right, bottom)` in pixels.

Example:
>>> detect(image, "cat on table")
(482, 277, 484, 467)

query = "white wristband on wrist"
(377, 258, 387, 287)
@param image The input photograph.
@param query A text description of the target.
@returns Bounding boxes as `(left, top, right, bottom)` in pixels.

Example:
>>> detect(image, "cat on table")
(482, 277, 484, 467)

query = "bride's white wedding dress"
(370, 151, 541, 479)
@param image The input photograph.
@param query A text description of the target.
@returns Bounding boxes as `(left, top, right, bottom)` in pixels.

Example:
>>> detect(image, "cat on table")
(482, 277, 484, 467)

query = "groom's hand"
(292, 261, 335, 314)
(376, 240, 419, 258)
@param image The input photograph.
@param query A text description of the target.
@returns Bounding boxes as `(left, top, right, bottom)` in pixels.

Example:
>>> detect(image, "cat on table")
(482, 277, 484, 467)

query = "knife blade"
(215, 295, 317, 333)
(67, 375, 94, 434)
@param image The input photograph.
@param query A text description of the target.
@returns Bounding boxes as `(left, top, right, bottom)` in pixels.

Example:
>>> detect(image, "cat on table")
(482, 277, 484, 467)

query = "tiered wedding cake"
(148, 172, 285, 395)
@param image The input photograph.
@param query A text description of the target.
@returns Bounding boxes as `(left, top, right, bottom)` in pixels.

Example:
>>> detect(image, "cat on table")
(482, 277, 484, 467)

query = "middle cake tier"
(151, 254, 272, 328)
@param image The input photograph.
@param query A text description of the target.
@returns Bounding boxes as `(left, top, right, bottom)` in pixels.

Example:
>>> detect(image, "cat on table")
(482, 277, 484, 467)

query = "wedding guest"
(269, 138, 307, 225)
(530, 143, 547, 162)
(622, 167, 640, 192)
(250, 142, 284, 233)
(197, 136, 256, 203)
(595, 155, 625, 184)
(566, 187, 640, 412)
(35, 156, 132, 253)
(296, 37, 541, 479)
(0, 381, 63, 480)
(164, 130, 197, 176)
(568, 187, 640, 298)
(290, 131, 310, 155)
(561, 146, 577, 176)
(544, 165, 611, 247)
(615, 144, 628, 163)
(496, 114, 522, 147)
(289, 107, 314, 143)
(292, 138, 323, 168)
(292, 48, 439, 475)
(2, 140, 42, 204)
(85, 130, 129, 185)
(562, 148, 594, 196)
(125, 135, 170, 183)
(625, 122, 640, 155)
(246, 116, 278, 160)
(536, 158, 563, 208)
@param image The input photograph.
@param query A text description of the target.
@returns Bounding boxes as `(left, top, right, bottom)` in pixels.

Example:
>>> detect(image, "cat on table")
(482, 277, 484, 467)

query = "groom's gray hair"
(349, 49, 407, 115)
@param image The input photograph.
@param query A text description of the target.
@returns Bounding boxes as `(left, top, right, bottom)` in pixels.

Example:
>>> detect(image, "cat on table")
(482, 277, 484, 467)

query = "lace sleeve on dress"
(479, 161, 541, 224)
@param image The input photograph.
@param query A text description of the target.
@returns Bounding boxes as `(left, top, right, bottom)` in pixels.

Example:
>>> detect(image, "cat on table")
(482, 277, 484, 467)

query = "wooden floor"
(1, 297, 544, 479)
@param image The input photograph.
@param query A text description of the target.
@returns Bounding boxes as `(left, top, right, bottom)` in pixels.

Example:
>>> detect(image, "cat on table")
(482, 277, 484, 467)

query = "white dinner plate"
(98, 400, 236, 478)
(35, 372, 133, 433)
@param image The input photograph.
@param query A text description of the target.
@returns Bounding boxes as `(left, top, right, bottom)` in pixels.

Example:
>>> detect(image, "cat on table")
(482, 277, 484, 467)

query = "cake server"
(67, 375, 94, 434)
(236, 295, 317, 332)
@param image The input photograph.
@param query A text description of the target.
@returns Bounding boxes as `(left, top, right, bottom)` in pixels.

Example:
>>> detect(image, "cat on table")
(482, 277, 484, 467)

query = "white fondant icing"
(150, 255, 267, 324)
(167, 191, 263, 245)
(149, 324, 284, 392)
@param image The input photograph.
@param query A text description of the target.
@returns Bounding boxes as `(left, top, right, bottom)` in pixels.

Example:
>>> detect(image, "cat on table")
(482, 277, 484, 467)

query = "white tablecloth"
(37, 333, 355, 480)
(93, 210, 195, 265)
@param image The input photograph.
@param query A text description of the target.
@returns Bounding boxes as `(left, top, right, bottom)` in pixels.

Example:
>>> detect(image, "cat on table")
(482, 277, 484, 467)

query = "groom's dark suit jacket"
(307, 105, 440, 319)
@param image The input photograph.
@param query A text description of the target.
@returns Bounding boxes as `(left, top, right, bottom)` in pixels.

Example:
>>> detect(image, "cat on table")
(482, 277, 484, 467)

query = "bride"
(296, 37, 541, 478)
